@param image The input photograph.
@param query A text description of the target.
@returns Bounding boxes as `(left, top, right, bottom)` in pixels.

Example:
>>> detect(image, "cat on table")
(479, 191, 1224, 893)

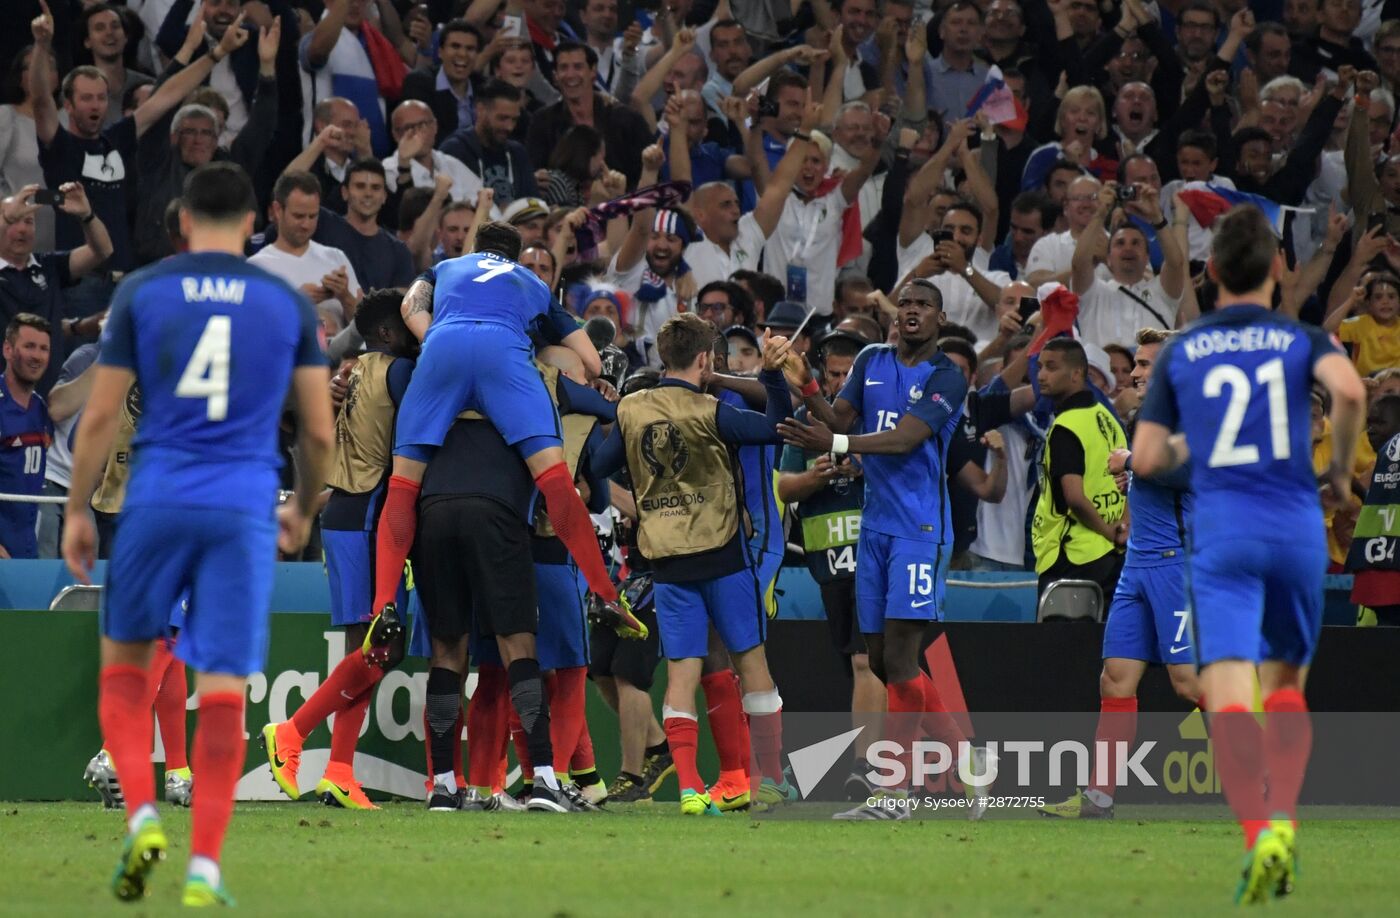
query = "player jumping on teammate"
(364, 223, 643, 660)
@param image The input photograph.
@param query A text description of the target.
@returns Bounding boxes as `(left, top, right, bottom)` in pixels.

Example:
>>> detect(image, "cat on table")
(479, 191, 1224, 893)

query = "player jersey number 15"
(176, 316, 232, 421)
(1202, 357, 1289, 468)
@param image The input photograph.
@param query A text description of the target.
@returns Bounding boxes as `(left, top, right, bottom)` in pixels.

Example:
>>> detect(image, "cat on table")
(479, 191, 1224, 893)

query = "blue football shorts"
(855, 530, 950, 634)
(393, 323, 561, 456)
(104, 506, 276, 677)
(1189, 534, 1325, 667)
(1102, 562, 1194, 666)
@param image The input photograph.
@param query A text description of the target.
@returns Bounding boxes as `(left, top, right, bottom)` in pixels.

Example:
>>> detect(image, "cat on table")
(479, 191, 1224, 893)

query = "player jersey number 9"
(1202, 357, 1289, 468)
(473, 258, 516, 283)
(175, 315, 232, 421)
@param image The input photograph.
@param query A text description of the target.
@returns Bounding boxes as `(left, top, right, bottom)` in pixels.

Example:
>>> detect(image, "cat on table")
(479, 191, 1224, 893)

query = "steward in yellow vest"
(1031, 338, 1128, 598)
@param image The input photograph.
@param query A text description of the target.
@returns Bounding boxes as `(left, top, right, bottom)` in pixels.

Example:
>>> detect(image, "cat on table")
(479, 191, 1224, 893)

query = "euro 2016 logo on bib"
(640, 421, 689, 479)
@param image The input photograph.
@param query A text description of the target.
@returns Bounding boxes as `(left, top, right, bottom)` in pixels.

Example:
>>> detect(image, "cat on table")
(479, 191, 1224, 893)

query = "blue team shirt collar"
(658, 377, 702, 393)
(1194, 303, 1275, 325)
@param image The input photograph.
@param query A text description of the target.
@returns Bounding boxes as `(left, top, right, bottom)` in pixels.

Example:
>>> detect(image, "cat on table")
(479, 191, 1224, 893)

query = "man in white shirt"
(382, 100, 482, 204)
(829, 101, 886, 270)
(763, 129, 878, 316)
(1070, 181, 1189, 350)
(1158, 129, 1237, 266)
(249, 170, 362, 331)
(896, 202, 1010, 344)
(1025, 174, 1103, 288)
(683, 102, 806, 289)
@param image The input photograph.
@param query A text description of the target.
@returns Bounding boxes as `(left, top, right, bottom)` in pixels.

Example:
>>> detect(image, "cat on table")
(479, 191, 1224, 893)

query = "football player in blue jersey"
(780, 279, 991, 820)
(61, 162, 334, 907)
(1133, 205, 1366, 904)
(1041, 326, 1201, 821)
(365, 222, 642, 663)
(703, 329, 794, 812)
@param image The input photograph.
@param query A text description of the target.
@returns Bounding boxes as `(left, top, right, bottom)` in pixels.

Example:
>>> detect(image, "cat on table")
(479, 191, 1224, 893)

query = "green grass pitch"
(4, 803, 1396, 916)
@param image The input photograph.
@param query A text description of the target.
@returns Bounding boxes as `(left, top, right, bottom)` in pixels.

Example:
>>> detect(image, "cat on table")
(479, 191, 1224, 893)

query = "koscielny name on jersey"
(181, 276, 247, 304)
(1181, 327, 1296, 362)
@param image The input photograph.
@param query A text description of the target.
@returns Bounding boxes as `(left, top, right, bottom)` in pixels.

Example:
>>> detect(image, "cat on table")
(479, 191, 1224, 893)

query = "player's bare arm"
(62, 366, 137, 582)
(780, 348, 857, 432)
(559, 327, 603, 380)
(1130, 421, 1190, 478)
(401, 279, 435, 341)
(280, 366, 335, 555)
(779, 410, 933, 456)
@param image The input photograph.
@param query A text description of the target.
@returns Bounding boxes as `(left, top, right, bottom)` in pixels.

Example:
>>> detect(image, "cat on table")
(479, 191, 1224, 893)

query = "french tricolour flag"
(966, 66, 1028, 131)
(1177, 182, 1311, 236)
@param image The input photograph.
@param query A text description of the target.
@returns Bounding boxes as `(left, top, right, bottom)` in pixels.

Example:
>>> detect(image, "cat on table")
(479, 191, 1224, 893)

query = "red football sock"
(292, 650, 381, 740)
(99, 664, 156, 818)
(1089, 696, 1138, 799)
(328, 675, 380, 770)
(547, 667, 587, 773)
(190, 692, 246, 863)
(571, 722, 596, 773)
(535, 463, 617, 602)
(1213, 704, 1270, 848)
(468, 664, 508, 789)
(663, 716, 703, 793)
(154, 655, 189, 771)
(918, 672, 968, 750)
(144, 641, 174, 708)
(887, 678, 924, 791)
(371, 475, 421, 612)
(700, 671, 748, 775)
(509, 705, 532, 774)
(1262, 689, 1311, 825)
(495, 681, 512, 791)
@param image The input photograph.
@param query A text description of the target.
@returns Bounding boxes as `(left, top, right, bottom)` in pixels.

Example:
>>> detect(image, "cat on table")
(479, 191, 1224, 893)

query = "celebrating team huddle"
(63, 163, 1363, 907)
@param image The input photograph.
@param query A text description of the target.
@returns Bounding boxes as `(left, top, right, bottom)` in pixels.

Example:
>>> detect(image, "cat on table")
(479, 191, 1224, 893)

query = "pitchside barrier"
(0, 562, 1384, 802)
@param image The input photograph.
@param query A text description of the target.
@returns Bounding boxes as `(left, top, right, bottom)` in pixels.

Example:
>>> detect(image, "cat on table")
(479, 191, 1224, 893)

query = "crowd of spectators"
(0, 0, 1397, 613)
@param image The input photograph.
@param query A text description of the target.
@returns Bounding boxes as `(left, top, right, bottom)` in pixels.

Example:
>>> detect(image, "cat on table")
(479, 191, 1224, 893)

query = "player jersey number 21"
(1203, 358, 1289, 468)
(175, 316, 232, 421)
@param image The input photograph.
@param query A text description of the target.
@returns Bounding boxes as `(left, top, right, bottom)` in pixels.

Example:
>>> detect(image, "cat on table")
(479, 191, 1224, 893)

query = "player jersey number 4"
(174, 315, 232, 421)
(98, 252, 325, 514)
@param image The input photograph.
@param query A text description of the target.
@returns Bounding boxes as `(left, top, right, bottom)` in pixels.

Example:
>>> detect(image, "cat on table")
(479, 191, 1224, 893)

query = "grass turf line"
(3, 802, 1397, 916)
